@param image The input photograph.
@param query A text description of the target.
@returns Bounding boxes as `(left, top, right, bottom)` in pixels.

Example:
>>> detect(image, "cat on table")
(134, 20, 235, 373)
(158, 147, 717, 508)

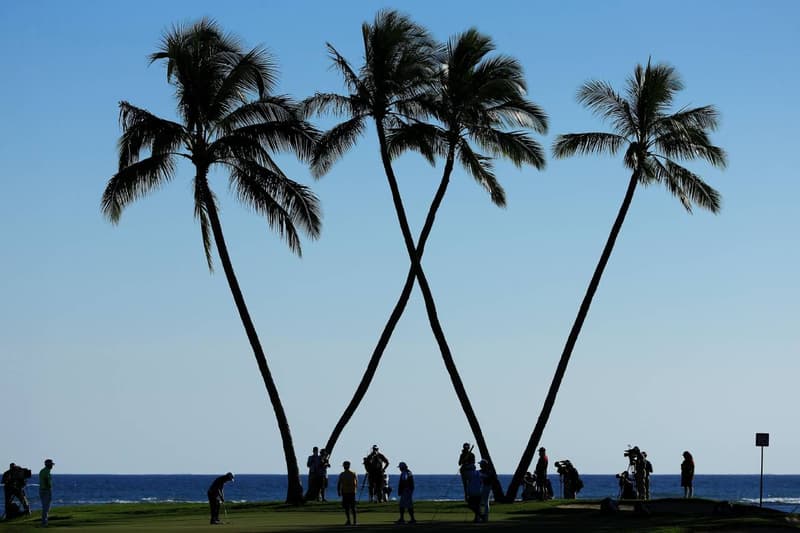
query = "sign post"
(755, 433, 769, 507)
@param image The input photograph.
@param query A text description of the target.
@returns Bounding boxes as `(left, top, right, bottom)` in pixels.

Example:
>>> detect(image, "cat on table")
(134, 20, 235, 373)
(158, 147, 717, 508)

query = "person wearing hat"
(458, 443, 475, 501)
(206, 472, 234, 525)
(363, 445, 389, 503)
(534, 447, 549, 501)
(395, 462, 416, 524)
(39, 459, 54, 526)
(337, 461, 358, 526)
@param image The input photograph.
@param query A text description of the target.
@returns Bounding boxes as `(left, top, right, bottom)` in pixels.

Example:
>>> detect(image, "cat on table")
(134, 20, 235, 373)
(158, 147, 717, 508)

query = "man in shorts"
(337, 461, 358, 526)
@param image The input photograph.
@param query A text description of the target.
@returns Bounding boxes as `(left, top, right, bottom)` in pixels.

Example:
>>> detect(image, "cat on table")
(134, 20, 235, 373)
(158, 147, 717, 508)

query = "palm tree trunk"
(504, 171, 640, 501)
(199, 179, 305, 505)
(373, 127, 501, 496)
(324, 146, 456, 455)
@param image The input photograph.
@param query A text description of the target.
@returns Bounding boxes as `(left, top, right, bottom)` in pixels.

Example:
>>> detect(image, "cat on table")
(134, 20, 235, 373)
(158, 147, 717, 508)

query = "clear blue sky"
(1, 0, 797, 477)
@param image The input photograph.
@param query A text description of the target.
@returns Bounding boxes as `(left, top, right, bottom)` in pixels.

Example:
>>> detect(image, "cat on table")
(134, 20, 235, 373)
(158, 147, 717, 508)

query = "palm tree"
(101, 19, 321, 504)
(308, 14, 548, 489)
(505, 60, 726, 500)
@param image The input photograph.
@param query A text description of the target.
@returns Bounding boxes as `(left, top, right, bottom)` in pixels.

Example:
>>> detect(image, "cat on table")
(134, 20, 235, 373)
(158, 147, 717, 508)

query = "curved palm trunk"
(200, 179, 304, 505)
(324, 150, 452, 455)
(505, 171, 639, 501)
(372, 126, 501, 496)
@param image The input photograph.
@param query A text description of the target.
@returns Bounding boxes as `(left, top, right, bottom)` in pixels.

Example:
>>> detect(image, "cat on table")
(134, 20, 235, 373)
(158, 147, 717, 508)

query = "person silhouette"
(681, 451, 695, 498)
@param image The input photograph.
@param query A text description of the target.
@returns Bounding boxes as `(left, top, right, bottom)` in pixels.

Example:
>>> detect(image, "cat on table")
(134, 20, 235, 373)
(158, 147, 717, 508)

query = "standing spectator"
(464, 463, 482, 522)
(206, 472, 234, 525)
(642, 452, 653, 499)
(478, 459, 497, 522)
(363, 445, 389, 503)
(319, 448, 331, 502)
(305, 447, 323, 501)
(39, 459, 54, 527)
(534, 447, 549, 500)
(458, 443, 475, 501)
(681, 451, 695, 498)
(395, 462, 416, 524)
(337, 461, 358, 526)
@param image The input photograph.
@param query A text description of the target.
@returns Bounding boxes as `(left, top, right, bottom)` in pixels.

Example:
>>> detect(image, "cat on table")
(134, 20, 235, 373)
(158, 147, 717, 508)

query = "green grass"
(2, 499, 798, 531)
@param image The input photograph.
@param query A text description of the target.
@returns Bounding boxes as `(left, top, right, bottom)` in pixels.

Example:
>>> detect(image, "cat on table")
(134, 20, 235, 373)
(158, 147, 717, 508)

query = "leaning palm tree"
(101, 19, 320, 504)
(506, 60, 726, 500)
(306, 11, 499, 468)
(385, 28, 548, 499)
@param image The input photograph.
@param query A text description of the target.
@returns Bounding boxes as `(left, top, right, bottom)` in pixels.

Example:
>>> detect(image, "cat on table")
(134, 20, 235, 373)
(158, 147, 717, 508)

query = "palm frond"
(223, 119, 318, 162)
(118, 101, 186, 168)
(653, 156, 722, 213)
(655, 125, 727, 168)
(302, 92, 363, 119)
(385, 122, 446, 165)
(577, 81, 637, 137)
(217, 95, 299, 132)
(226, 160, 322, 254)
(326, 43, 368, 98)
(656, 105, 720, 133)
(553, 132, 627, 159)
(629, 61, 683, 132)
(193, 180, 216, 271)
(485, 98, 549, 133)
(473, 129, 546, 169)
(311, 116, 367, 178)
(457, 140, 505, 207)
(212, 47, 278, 118)
(101, 154, 176, 223)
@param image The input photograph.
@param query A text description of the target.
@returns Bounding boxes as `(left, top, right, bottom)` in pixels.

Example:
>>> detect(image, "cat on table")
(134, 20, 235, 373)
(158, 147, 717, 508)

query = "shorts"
(341, 493, 356, 507)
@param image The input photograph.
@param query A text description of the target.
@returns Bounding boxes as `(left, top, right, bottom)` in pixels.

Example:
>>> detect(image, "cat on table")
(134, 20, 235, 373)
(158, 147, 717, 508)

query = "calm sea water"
(12, 474, 800, 514)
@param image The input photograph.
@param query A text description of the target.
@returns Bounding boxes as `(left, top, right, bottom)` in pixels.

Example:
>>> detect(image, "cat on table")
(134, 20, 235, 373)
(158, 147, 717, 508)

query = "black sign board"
(756, 433, 769, 447)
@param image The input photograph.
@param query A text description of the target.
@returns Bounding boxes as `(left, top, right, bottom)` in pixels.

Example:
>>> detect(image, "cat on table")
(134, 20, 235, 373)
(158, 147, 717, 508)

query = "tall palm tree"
(101, 19, 321, 504)
(308, 14, 547, 489)
(385, 28, 548, 499)
(307, 11, 492, 457)
(506, 60, 726, 500)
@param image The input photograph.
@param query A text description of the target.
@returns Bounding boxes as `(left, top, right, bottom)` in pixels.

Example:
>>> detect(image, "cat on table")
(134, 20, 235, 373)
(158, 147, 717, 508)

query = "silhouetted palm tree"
(101, 19, 320, 504)
(306, 11, 495, 464)
(506, 60, 726, 500)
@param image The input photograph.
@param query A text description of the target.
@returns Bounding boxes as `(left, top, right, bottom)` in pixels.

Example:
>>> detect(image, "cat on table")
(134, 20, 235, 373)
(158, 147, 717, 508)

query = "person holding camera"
(2, 463, 32, 518)
(363, 445, 389, 503)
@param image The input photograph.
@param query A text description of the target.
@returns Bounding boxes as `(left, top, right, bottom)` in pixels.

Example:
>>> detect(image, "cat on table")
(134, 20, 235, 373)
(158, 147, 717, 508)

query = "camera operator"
(554, 460, 583, 499)
(616, 470, 637, 499)
(2, 463, 31, 518)
(621, 446, 647, 499)
(363, 445, 389, 503)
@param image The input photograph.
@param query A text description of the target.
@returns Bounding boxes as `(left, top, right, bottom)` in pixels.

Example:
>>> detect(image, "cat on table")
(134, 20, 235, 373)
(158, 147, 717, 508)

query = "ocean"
(10, 474, 800, 514)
